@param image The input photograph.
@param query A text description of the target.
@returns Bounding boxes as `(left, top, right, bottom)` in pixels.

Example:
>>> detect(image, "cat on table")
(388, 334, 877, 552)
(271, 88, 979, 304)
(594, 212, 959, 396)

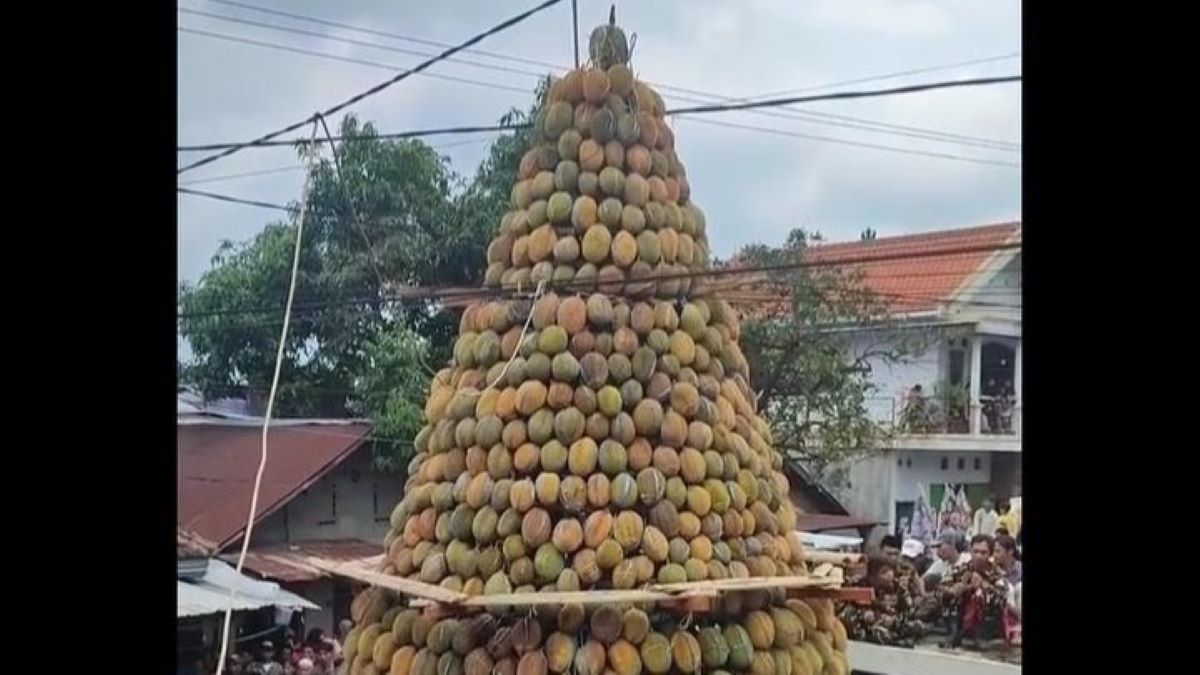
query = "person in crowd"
(315, 641, 337, 675)
(298, 644, 317, 669)
(279, 646, 295, 673)
(996, 499, 1020, 538)
(334, 619, 353, 661)
(296, 659, 315, 675)
(901, 384, 928, 430)
(901, 537, 931, 576)
(249, 642, 283, 675)
(937, 534, 1011, 649)
(880, 534, 923, 603)
(304, 629, 326, 648)
(996, 382, 1015, 433)
(970, 498, 999, 537)
(838, 555, 924, 648)
(922, 531, 965, 585)
(994, 534, 1022, 585)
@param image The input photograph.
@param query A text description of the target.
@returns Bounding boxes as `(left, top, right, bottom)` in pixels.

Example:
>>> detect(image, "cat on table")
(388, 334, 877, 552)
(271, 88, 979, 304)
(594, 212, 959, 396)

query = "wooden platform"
(304, 554, 874, 614)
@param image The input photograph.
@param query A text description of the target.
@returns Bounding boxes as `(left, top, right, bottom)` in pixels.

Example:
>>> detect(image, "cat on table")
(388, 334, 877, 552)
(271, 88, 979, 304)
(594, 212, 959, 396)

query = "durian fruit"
(484, 18, 711, 297)
(344, 604, 842, 675)
(352, 11, 851, 675)
(389, 291, 794, 591)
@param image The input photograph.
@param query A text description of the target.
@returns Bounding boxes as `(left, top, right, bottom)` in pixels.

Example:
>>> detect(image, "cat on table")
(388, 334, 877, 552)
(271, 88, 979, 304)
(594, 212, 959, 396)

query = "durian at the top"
(485, 11, 710, 300)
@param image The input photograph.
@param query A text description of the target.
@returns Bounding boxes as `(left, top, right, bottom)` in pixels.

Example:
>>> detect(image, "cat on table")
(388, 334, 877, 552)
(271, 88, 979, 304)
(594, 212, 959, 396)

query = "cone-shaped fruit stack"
(345, 585, 850, 675)
(483, 13, 709, 298)
(352, 11, 851, 675)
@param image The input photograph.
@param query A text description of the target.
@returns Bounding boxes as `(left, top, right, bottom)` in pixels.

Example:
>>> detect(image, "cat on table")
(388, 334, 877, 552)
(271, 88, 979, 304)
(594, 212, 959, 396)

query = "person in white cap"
(901, 538, 929, 576)
(296, 659, 314, 675)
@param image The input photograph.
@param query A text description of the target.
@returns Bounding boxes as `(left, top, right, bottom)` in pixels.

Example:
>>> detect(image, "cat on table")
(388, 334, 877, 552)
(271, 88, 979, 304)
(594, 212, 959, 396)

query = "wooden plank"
(805, 551, 864, 566)
(302, 557, 467, 605)
(460, 588, 683, 606)
(648, 575, 841, 595)
(315, 562, 846, 610)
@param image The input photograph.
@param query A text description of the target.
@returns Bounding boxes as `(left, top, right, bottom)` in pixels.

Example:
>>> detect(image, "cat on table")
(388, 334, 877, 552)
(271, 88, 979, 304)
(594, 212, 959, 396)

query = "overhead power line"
(680, 117, 1019, 168)
(177, 239, 1021, 320)
(178, 186, 297, 212)
(177, 76, 1019, 166)
(178, 138, 495, 186)
(177, 27, 534, 96)
(179, 8, 554, 81)
(179, 4, 1019, 152)
(177, 0, 566, 176)
(179, 123, 522, 152)
(178, 164, 304, 186)
(740, 53, 1022, 101)
(204, 0, 563, 71)
(665, 76, 1022, 116)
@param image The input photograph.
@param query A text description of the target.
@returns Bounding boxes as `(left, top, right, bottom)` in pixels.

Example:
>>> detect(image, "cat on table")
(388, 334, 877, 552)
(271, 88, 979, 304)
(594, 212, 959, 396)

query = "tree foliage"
(737, 229, 935, 473)
(179, 99, 543, 468)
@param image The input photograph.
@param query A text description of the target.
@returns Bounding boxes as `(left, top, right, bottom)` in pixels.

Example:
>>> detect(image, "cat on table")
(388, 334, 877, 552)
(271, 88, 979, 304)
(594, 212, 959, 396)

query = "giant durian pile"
(344, 11, 852, 675)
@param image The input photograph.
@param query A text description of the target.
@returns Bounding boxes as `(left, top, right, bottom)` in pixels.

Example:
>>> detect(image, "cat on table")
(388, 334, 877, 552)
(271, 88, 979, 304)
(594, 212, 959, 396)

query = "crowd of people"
(225, 620, 355, 675)
(838, 527, 1022, 651)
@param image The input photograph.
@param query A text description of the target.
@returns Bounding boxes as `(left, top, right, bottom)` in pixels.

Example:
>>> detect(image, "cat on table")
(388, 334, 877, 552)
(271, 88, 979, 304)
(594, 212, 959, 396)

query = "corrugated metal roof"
(231, 539, 383, 583)
(178, 421, 372, 550)
(177, 559, 319, 618)
(178, 580, 276, 618)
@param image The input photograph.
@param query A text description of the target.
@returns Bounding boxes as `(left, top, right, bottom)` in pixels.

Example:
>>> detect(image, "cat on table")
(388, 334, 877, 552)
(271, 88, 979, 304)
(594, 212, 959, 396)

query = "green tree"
(179, 101, 544, 467)
(736, 229, 934, 474)
(179, 115, 455, 416)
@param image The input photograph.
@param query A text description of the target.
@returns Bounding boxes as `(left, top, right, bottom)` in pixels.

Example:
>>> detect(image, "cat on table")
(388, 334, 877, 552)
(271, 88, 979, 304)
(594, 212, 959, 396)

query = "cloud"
(806, 0, 954, 38)
(178, 0, 1020, 284)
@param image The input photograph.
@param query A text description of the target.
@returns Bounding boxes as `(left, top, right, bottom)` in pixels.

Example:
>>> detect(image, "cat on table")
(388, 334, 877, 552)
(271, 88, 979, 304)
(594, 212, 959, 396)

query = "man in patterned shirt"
(938, 534, 1011, 649)
(838, 555, 925, 648)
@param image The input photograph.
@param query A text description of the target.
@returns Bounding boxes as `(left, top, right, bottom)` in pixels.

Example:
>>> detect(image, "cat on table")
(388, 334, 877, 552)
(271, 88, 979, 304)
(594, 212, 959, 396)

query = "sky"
(177, 0, 1021, 287)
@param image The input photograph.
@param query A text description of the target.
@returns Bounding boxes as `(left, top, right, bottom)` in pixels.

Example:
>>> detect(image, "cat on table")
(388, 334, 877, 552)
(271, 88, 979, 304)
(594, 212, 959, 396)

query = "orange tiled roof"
(804, 222, 1020, 313)
(725, 221, 1020, 317)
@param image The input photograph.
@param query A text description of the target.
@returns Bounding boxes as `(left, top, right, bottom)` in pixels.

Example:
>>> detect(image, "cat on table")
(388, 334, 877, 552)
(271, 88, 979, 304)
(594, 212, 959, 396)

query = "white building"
(769, 222, 1022, 538)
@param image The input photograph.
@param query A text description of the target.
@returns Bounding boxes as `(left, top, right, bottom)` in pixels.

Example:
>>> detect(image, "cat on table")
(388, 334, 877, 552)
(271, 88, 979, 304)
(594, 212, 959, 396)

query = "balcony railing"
(864, 394, 1021, 438)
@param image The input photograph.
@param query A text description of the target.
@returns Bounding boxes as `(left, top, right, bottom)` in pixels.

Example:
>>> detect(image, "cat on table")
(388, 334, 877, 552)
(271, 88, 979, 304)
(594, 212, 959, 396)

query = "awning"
(177, 559, 319, 619)
(799, 532, 864, 550)
(229, 539, 383, 583)
(794, 513, 883, 532)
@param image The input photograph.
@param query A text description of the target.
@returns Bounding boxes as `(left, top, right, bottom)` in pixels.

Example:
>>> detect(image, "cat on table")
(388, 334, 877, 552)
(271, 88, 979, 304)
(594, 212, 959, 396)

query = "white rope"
(213, 118, 322, 675)
(482, 278, 549, 391)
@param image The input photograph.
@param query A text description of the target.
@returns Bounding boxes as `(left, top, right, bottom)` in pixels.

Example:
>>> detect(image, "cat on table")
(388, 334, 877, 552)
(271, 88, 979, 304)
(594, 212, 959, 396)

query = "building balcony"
(866, 395, 1022, 453)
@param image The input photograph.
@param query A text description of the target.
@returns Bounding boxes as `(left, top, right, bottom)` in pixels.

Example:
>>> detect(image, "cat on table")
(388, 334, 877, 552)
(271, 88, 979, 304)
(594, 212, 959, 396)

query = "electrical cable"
(177, 0, 566, 175)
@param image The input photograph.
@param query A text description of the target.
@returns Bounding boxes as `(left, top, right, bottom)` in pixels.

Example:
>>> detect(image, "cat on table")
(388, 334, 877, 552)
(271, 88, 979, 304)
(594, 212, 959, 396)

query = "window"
(949, 347, 966, 387)
(974, 457, 982, 471)
(897, 458, 903, 467)
(906, 458, 912, 468)
(957, 457, 965, 470)
(318, 482, 337, 526)
(940, 457, 949, 471)
(373, 482, 393, 523)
